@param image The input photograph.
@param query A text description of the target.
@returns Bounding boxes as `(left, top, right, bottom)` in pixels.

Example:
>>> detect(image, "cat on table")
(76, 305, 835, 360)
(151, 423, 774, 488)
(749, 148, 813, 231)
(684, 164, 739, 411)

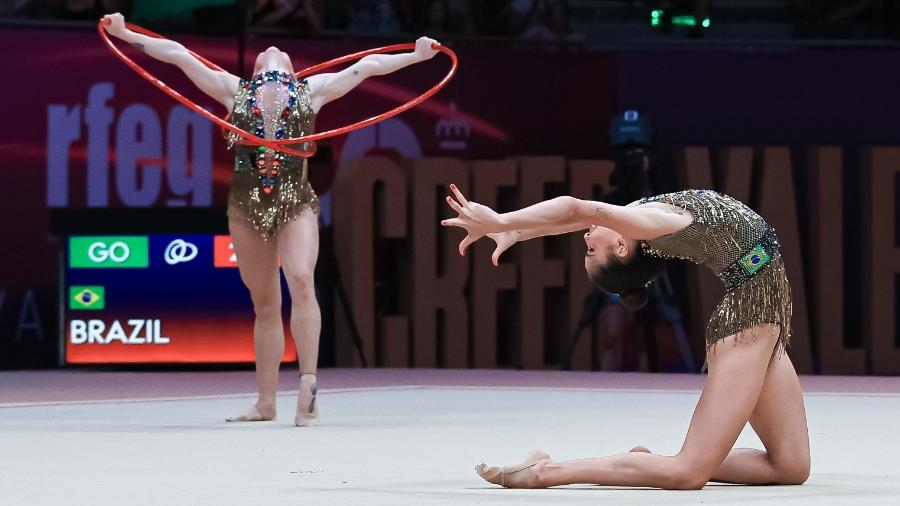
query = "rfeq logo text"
(70, 319, 170, 344)
(69, 236, 149, 268)
(47, 82, 213, 207)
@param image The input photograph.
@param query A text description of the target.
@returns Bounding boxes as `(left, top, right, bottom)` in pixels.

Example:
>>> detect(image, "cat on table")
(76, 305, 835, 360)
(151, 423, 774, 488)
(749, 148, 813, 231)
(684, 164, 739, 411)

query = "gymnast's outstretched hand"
(441, 184, 507, 256)
(101, 12, 127, 37)
(414, 36, 441, 61)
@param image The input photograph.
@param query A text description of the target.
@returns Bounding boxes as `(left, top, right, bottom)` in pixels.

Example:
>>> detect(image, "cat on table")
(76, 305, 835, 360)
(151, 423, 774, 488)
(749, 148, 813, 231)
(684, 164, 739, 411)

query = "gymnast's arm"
(496, 197, 688, 241)
(442, 186, 688, 259)
(443, 189, 687, 242)
(515, 223, 591, 241)
(480, 223, 590, 266)
(101, 13, 240, 110)
(305, 36, 440, 113)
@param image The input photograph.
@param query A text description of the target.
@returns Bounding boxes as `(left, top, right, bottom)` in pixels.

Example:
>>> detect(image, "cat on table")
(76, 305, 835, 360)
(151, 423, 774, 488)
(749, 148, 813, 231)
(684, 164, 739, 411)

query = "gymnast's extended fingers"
(491, 244, 508, 267)
(441, 217, 463, 228)
(445, 195, 464, 214)
(459, 234, 479, 256)
(449, 183, 470, 207)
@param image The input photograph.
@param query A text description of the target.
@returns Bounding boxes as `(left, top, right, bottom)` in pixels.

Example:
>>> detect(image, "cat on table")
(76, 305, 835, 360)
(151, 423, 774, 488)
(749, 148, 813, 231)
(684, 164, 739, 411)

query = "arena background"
(1, 1, 899, 376)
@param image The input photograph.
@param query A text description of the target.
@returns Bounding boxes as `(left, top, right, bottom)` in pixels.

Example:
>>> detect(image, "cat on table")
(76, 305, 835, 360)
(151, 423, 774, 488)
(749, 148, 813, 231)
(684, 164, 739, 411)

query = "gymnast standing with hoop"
(102, 13, 440, 426)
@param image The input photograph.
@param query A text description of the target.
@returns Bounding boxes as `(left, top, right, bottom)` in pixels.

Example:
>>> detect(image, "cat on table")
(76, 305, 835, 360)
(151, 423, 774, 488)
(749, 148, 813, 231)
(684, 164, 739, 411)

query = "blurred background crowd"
(4, 1, 899, 45)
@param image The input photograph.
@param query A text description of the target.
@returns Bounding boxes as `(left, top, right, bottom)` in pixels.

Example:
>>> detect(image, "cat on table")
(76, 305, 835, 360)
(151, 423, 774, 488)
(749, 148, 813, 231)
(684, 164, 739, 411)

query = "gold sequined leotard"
(640, 190, 792, 351)
(226, 70, 320, 241)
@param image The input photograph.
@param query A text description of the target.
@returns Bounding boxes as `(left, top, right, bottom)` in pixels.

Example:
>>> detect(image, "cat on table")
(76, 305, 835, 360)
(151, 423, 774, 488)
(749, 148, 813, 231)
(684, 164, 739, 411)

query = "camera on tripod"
(607, 110, 653, 205)
(562, 110, 697, 373)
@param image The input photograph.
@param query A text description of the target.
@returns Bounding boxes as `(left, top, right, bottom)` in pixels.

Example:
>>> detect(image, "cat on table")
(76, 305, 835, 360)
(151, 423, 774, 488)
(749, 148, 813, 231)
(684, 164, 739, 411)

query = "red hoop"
(98, 20, 458, 157)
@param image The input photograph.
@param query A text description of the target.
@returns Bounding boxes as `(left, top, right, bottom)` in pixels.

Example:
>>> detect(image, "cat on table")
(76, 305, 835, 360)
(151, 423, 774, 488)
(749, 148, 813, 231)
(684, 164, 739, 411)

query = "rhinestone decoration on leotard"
(244, 71, 299, 194)
(226, 72, 319, 240)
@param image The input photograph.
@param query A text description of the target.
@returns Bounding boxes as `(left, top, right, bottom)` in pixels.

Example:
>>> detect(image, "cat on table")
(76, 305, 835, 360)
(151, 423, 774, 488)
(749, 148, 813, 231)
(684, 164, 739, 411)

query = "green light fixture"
(650, 10, 711, 29)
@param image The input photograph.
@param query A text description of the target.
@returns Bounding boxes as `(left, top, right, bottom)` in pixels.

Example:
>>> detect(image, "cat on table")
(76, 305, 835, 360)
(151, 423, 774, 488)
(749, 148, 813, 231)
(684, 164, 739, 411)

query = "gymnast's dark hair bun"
(587, 246, 663, 311)
(619, 288, 650, 311)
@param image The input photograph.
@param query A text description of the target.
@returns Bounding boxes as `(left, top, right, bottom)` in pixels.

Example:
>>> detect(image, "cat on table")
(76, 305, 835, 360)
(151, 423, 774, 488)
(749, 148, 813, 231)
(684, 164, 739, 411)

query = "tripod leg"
(654, 272, 696, 373)
(641, 304, 660, 372)
(563, 325, 588, 371)
(562, 290, 605, 370)
(330, 255, 369, 368)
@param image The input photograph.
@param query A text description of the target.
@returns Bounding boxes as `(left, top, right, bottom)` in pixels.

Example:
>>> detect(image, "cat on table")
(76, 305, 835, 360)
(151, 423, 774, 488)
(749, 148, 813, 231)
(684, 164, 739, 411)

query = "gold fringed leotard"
(640, 190, 792, 352)
(226, 70, 320, 241)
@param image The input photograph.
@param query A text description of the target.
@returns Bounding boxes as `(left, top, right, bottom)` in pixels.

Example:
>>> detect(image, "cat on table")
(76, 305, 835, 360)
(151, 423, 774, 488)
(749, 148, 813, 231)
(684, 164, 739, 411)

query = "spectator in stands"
(417, 0, 457, 35)
(790, 0, 884, 38)
(545, 0, 581, 42)
(344, 0, 402, 33)
(61, 0, 127, 20)
(503, 0, 543, 36)
(506, 0, 582, 43)
(253, 0, 322, 31)
(436, 0, 476, 35)
(9, 0, 131, 20)
(5, 0, 29, 17)
(4, 0, 26, 16)
(469, 0, 512, 36)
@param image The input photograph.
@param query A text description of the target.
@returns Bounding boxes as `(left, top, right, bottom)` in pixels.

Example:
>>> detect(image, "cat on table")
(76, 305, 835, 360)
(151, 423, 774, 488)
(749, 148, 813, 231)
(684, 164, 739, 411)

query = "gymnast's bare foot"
(225, 402, 276, 422)
(294, 373, 319, 427)
(476, 449, 551, 488)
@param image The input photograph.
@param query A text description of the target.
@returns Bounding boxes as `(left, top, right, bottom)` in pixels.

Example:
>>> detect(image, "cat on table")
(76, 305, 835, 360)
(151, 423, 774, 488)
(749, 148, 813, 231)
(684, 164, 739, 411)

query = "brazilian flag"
(70, 286, 105, 311)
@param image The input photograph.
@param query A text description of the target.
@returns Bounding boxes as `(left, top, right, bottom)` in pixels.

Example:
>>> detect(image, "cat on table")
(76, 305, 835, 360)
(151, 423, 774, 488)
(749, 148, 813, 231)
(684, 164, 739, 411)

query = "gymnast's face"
(253, 46, 294, 76)
(583, 224, 632, 273)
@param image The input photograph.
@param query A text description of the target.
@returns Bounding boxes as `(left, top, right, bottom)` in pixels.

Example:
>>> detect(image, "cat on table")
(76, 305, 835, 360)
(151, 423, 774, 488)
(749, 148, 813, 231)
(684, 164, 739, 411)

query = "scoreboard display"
(63, 234, 297, 364)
